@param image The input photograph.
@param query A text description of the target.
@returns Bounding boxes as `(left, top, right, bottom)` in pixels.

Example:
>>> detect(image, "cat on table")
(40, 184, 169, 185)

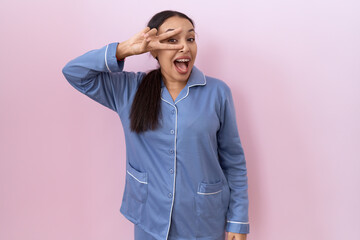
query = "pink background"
(1, 0, 359, 239)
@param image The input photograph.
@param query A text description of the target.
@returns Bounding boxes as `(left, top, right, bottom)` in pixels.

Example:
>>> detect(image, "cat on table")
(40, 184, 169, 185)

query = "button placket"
(161, 104, 177, 239)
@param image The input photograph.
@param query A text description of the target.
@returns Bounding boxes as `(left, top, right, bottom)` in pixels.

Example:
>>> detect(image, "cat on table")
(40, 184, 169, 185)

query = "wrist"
(116, 41, 131, 60)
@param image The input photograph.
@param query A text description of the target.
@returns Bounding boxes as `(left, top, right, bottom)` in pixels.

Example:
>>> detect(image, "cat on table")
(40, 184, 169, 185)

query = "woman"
(62, 10, 250, 240)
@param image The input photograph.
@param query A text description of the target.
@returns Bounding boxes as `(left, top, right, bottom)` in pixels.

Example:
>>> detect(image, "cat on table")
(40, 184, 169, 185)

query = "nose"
(179, 40, 190, 53)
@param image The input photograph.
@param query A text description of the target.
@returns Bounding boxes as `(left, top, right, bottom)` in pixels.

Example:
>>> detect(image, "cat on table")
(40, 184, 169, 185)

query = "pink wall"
(1, 0, 359, 239)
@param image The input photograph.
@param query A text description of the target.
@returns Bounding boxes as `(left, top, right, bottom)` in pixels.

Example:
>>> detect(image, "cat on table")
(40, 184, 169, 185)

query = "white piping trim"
(227, 220, 249, 224)
(163, 101, 177, 240)
(175, 79, 206, 104)
(126, 170, 147, 184)
(161, 97, 173, 106)
(197, 189, 222, 195)
(105, 44, 111, 72)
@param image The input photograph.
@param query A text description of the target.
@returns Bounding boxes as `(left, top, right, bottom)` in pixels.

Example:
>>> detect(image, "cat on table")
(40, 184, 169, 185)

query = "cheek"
(158, 51, 174, 64)
(191, 45, 197, 55)
(158, 57, 174, 70)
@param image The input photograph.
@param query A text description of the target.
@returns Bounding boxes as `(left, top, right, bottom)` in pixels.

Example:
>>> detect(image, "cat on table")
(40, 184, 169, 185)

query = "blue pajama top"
(62, 42, 250, 240)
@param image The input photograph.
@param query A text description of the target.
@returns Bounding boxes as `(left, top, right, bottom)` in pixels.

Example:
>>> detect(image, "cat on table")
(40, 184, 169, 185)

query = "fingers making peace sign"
(116, 27, 184, 60)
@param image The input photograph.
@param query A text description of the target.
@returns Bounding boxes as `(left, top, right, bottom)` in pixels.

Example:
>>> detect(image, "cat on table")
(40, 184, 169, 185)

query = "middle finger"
(144, 28, 158, 38)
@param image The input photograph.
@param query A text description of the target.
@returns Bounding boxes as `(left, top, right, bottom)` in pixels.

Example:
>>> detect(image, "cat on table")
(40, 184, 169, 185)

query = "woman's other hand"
(116, 26, 184, 60)
(227, 232, 247, 240)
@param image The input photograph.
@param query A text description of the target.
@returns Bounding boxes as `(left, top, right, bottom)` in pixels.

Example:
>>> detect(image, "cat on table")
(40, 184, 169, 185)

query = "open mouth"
(174, 58, 190, 74)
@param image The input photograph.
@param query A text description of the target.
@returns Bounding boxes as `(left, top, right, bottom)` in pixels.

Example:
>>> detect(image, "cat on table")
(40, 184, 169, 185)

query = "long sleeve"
(62, 42, 145, 114)
(217, 84, 250, 234)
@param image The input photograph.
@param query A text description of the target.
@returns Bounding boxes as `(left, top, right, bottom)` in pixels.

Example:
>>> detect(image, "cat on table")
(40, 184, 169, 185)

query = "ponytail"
(129, 68, 162, 133)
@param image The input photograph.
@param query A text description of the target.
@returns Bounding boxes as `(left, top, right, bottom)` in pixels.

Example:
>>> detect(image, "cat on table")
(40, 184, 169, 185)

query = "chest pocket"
(122, 161, 148, 223)
(195, 179, 227, 237)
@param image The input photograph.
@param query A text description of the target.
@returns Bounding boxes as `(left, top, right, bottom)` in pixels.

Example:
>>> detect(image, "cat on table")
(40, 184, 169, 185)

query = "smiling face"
(151, 16, 197, 86)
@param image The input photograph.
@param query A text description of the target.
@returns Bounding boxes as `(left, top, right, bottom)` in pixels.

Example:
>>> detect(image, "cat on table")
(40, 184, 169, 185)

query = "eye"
(188, 38, 195, 42)
(168, 38, 177, 43)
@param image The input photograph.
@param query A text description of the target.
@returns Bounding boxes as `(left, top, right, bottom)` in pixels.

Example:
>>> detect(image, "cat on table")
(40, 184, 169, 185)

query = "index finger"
(155, 43, 184, 50)
(157, 27, 183, 41)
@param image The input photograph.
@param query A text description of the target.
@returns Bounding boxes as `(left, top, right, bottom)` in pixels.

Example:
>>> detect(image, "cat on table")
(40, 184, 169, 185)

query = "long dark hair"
(129, 10, 195, 133)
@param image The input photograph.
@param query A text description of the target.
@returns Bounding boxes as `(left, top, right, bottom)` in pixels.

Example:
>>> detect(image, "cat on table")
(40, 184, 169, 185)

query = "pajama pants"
(134, 224, 226, 240)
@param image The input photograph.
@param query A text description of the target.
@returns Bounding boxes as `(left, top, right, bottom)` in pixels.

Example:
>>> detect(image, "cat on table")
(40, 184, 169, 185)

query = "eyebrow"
(165, 28, 195, 33)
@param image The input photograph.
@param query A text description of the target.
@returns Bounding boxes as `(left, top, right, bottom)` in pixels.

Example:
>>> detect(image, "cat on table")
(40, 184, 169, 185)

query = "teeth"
(175, 59, 190, 62)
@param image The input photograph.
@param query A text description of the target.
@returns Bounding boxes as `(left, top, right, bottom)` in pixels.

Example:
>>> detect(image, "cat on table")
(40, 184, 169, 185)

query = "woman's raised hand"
(116, 27, 184, 60)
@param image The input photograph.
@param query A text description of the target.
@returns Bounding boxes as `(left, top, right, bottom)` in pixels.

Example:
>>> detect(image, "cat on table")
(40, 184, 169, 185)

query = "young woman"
(62, 10, 250, 240)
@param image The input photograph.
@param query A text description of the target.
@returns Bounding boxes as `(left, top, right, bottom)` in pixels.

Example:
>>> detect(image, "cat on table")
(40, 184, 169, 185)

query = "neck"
(161, 74, 189, 91)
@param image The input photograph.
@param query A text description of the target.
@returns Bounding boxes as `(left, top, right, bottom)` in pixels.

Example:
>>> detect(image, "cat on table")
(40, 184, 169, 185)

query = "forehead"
(158, 16, 194, 34)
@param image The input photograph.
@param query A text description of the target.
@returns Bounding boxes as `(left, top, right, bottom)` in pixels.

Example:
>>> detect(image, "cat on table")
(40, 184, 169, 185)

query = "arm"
(217, 84, 250, 234)
(61, 42, 144, 114)
(61, 27, 186, 114)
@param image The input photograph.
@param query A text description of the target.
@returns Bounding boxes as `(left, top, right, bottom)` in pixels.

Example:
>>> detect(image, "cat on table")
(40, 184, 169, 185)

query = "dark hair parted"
(129, 10, 195, 133)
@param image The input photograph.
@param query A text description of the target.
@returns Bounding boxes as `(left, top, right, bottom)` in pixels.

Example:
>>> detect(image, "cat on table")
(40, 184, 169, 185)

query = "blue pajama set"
(62, 42, 250, 240)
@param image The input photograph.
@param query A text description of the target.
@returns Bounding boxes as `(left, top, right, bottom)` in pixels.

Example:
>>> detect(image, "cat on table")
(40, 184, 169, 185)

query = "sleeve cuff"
(105, 42, 125, 72)
(226, 220, 250, 234)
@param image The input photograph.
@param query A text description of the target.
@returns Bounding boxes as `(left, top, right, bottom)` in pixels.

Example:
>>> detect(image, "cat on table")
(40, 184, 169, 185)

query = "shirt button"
(171, 109, 175, 114)
(169, 149, 174, 154)
(168, 192, 173, 198)
(169, 168, 174, 174)
(170, 129, 175, 134)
